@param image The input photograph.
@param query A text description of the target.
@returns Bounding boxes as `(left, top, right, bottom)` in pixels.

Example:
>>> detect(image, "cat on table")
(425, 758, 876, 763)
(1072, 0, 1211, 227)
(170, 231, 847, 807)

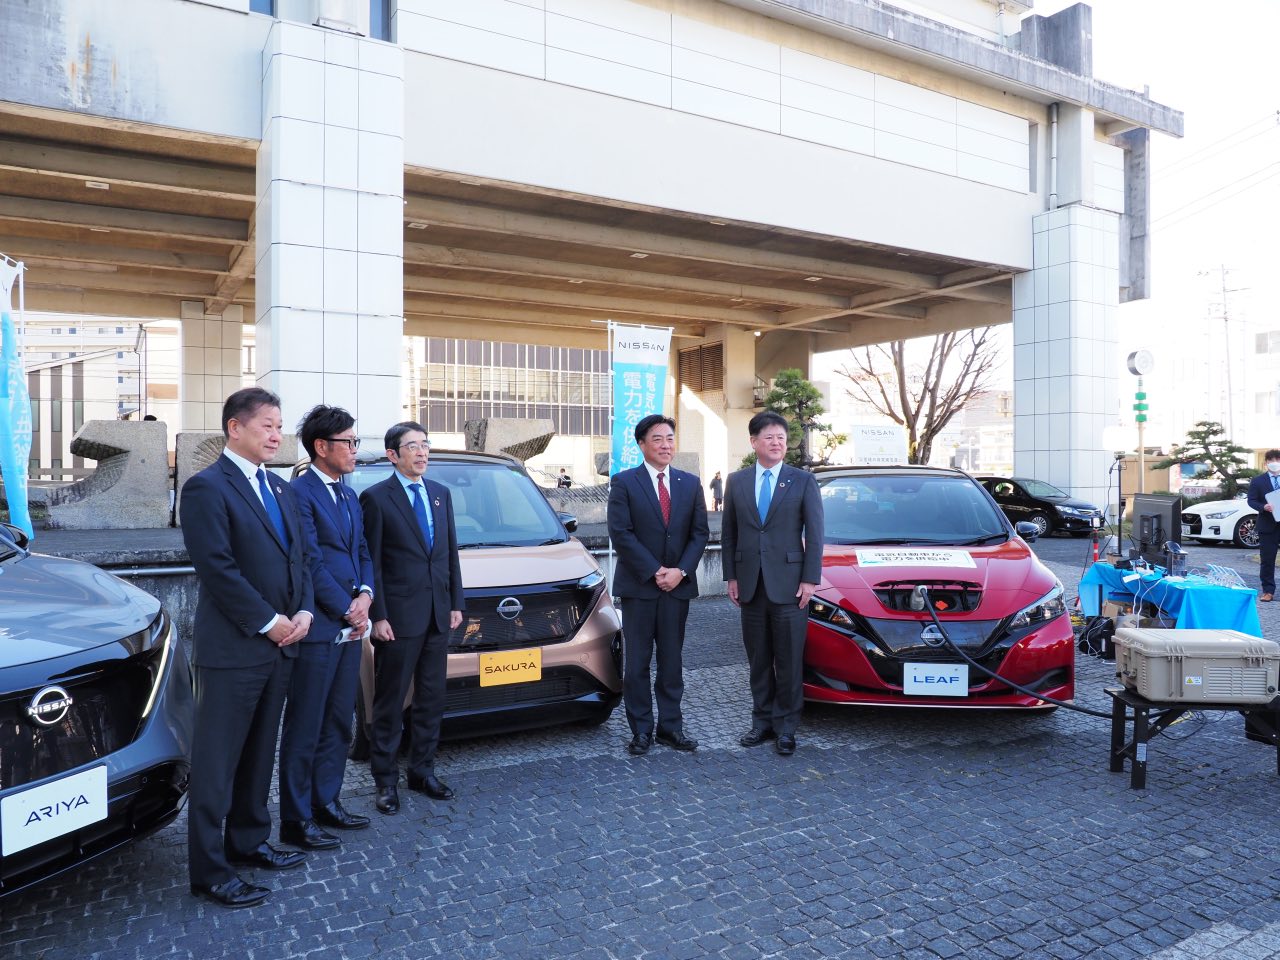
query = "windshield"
(819, 474, 1007, 545)
(1016, 478, 1068, 498)
(349, 460, 567, 547)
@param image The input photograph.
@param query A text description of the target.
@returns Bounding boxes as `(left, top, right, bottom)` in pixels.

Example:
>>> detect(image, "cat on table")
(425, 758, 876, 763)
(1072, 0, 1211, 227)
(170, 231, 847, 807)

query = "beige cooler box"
(1114, 628, 1280, 704)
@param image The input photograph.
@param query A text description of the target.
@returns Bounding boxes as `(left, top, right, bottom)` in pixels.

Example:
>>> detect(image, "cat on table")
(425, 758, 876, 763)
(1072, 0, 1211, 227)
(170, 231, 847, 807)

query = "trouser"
(739, 573, 806, 736)
(188, 654, 292, 886)
(1260, 525, 1279, 595)
(621, 593, 690, 737)
(369, 628, 447, 786)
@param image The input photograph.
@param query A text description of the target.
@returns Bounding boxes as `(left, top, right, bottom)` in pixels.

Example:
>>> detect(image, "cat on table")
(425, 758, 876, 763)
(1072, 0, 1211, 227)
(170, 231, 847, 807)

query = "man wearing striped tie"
(181, 387, 314, 908)
(359, 422, 464, 815)
(1246, 449, 1280, 601)
(608, 413, 709, 757)
(721, 411, 824, 757)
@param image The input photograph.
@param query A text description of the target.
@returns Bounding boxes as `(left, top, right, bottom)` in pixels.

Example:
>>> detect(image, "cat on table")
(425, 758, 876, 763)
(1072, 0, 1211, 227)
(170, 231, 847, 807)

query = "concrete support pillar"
(1053, 104, 1096, 208)
(1012, 205, 1120, 508)
(180, 301, 244, 430)
(756, 330, 814, 382)
(256, 21, 405, 433)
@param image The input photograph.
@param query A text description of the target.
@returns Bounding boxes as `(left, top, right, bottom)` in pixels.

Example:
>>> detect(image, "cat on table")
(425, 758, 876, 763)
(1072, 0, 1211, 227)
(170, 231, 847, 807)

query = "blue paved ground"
(5, 536, 1280, 959)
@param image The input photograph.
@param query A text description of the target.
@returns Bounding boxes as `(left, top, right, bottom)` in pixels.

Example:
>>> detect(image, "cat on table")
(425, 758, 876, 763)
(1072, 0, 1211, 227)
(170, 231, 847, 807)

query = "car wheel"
(349, 685, 371, 762)
(1235, 515, 1261, 549)
(1027, 511, 1052, 538)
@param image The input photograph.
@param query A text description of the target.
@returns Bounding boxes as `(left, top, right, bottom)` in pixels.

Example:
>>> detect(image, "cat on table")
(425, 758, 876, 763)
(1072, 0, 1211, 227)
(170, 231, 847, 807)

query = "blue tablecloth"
(1078, 563, 1262, 637)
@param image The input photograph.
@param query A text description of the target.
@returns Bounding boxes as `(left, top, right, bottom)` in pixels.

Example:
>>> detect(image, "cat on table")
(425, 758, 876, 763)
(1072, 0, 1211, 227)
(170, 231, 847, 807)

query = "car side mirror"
(558, 512, 578, 533)
(1015, 520, 1040, 542)
(1, 522, 30, 551)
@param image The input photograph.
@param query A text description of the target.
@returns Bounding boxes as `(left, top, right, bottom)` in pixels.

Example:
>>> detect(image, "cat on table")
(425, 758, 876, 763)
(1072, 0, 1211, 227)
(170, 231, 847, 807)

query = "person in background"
(1246, 448, 1280, 601)
(558, 468, 573, 488)
(709, 471, 723, 512)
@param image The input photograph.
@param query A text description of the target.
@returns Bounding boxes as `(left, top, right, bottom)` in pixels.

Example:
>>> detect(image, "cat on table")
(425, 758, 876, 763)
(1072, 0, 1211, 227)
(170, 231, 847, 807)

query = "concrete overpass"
(0, 0, 1181, 502)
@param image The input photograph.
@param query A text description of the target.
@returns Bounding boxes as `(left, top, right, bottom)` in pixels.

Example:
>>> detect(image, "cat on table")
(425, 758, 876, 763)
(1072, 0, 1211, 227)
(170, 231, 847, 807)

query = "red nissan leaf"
(804, 466, 1074, 709)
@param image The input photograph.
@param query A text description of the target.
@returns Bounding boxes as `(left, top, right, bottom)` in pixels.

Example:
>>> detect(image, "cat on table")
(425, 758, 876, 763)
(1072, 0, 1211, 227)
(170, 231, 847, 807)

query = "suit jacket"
(360, 473, 464, 637)
(721, 463, 824, 605)
(608, 464, 709, 600)
(1247, 472, 1280, 534)
(291, 468, 376, 644)
(180, 454, 313, 668)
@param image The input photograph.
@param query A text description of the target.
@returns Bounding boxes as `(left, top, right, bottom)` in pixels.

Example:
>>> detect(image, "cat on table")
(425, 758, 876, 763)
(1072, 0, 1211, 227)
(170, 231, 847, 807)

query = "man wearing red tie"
(607, 414, 709, 756)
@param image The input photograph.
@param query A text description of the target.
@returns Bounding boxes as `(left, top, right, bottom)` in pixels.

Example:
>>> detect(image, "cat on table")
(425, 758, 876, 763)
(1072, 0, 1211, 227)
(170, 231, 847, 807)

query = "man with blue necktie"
(278, 405, 376, 850)
(721, 411, 824, 756)
(1246, 448, 1280, 601)
(181, 387, 314, 908)
(359, 422, 463, 814)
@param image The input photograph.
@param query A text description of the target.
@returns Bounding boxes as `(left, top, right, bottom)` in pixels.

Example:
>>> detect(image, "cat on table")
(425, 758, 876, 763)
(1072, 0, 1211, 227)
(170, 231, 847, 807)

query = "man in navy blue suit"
(278, 405, 376, 851)
(360, 421, 464, 815)
(181, 387, 314, 908)
(607, 413, 709, 756)
(1246, 448, 1280, 601)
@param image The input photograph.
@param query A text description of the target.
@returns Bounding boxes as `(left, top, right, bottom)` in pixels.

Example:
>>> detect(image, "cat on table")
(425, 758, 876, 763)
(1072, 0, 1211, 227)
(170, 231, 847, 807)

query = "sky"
(819, 0, 1280, 454)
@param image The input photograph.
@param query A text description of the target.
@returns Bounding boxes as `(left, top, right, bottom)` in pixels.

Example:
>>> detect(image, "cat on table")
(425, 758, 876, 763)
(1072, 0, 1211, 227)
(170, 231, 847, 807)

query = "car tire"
(1235, 515, 1261, 549)
(349, 685, 371, 762)
(1027, 511, 1052, 538)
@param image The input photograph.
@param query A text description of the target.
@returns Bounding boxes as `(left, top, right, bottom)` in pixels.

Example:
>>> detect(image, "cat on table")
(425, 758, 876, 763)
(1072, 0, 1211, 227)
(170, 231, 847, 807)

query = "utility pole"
(1202, 265, 1248, 438)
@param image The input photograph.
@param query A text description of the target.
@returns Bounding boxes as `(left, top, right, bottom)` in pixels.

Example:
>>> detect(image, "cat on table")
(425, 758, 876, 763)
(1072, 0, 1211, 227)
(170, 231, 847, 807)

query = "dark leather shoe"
(627, 733, 652, 756)
(1262, 593, 1274, 602)
(190, 876, 270, 908)
(314, 799, 370, 831)
(226, 843, 306, 871)
(280, 819, 340, 851)
(739, 727, 776, 747)
(655, 729, 698, 752)
(376, 785, 400, 815)
(775, 734, 796, 756)
(406, 773, 455, 801)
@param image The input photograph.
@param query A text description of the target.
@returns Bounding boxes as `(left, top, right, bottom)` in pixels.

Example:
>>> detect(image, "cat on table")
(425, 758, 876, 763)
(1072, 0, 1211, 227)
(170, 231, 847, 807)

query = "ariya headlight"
(139, 610, 174, 720)
(1008, 583, 1066, 630)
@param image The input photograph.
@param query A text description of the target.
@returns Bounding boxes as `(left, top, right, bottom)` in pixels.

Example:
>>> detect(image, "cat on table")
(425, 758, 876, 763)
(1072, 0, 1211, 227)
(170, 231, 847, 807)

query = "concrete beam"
(403, 299, 706, 339)
(0, 234, 228, 274)
(0, 195, 247, 242)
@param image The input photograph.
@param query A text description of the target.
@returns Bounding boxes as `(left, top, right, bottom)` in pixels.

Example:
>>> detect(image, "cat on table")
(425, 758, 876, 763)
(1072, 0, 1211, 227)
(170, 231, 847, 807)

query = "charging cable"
(910, 584, 1113, 719)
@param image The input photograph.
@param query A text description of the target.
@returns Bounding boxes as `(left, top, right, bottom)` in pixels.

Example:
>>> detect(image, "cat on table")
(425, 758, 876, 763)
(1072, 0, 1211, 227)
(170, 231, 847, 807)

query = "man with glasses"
(278, 406, 375, 851)
(721, 411, 823, 757)
(359, 422, 464, 814)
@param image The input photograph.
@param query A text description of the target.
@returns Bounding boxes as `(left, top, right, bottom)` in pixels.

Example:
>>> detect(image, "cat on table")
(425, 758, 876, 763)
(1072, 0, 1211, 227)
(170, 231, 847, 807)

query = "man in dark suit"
(1246, 448, 1280, 601)
(360, 421, 464, 815)
(278, 405, 376, 851)
(608, 414, 709, 756)
(721, 410, 824, 757)
(181, 387, 314, 908)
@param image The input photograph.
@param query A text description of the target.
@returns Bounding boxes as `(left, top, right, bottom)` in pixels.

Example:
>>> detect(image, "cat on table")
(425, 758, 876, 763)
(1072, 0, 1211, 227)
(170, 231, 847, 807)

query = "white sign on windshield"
(855, 548, 976, 569)
(851, 425, 908, 466)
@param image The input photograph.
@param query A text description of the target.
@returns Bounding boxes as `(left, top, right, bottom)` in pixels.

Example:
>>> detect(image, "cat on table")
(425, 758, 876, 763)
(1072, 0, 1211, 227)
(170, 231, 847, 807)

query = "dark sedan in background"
(977, 476, 1103, 538)
(0, 523, 192, 898)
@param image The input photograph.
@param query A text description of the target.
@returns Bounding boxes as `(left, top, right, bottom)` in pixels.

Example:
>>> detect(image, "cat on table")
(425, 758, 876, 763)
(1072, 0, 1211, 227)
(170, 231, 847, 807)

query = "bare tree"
(838, 328, 999, 464)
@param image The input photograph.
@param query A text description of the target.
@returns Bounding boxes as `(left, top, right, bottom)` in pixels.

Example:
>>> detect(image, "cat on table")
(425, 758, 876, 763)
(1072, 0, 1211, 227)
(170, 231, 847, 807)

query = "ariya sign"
(610, 324, 671, 473)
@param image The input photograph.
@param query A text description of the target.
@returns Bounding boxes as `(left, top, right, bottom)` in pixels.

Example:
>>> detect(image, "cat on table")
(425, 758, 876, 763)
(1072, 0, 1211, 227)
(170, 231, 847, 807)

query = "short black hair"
(634, 414, 675, 444)
(221, 387, 281, 437)
(385, 421, 428, 453)
(1267, 449, 1280, 461)
(749, 410, 789, 436)
(298, 404, 356, 460)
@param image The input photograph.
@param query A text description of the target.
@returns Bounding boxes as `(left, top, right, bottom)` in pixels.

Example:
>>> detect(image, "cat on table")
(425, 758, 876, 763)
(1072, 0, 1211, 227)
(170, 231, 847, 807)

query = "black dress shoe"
(190, 876, 271, 909)
(376, 785, 400, 815)
(775, 734, 797, 756)
(406, 773, 455, 801)
(314, 799, 370, 831)
(655, 729, 698, 752)
(280, 819, 341, 851)
(627, 733, 652, 756)
(739, 727, 777, 747)
(225, 843, 307, 871)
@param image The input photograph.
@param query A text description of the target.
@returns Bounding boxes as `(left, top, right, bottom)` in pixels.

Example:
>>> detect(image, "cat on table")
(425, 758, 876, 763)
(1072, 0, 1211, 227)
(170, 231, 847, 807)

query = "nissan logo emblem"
(496, 597, 523, 620)
(27, 685, 74, 726)
(920, 624, 946, 647)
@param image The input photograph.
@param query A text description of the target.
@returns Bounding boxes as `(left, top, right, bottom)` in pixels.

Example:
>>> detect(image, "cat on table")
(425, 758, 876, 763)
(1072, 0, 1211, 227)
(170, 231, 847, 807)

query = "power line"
(1160, 110, 1280, 175)
(1150, 161, 1280, 232)
(1159, 118, 1280, 180)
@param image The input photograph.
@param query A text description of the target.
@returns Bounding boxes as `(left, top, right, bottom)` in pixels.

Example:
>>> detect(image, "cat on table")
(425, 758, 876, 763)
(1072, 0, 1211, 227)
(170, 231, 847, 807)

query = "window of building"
(50, 400, 62, 432)
(98, 327, 107, 334)
(369, 0, 391, 41)
(115, 326, 124, 334)
(678, 343, 724, 393)
(51, 328, 62, 335)
(1256, 331, 1280, 354)
(117, 352, 124, 359)
(118, 376, 124, 384)
(68, 327, 76, 334)
(73, 400, 85, 433)
(30, 401, 39, 432)
(249, 0, 274, 14)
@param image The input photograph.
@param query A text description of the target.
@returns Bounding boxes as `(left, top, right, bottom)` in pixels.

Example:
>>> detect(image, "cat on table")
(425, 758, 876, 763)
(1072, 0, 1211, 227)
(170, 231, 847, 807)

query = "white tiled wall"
(255, 21, 405, 431)
(180, 303, 245, 431)
(1012, 205, 1121, 507)
(395, 0, 1031, 194)
(1094, 141, 1125, 214)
